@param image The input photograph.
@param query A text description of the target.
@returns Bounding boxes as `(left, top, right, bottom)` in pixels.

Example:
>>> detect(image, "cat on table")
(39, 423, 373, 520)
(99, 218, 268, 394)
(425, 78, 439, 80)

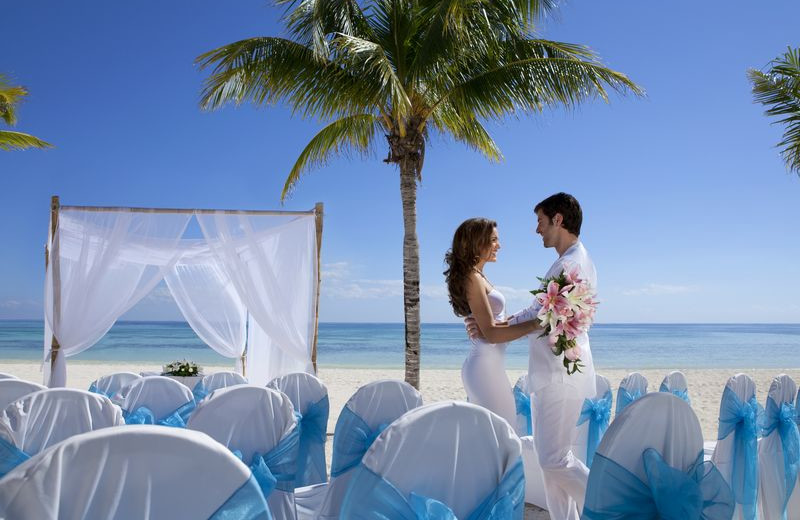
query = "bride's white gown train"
(461, 288, 517, 428)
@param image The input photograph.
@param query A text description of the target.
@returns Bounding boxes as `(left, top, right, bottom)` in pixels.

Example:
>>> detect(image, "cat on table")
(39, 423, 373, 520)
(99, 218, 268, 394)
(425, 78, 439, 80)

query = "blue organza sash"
(576, 390, 612, 468)
(192, 382, 211, 402)
(762, 396, 799, 519)
(583, 449, 734, 519)
(716, 387, 763, 520)
(208, 474, 273, 520)
(235, 417, 301, 498)
(512, 386, 532, 436)
(123, 399, 196, 427)
(0, 435, 30, 478)
(340, 457, 525, 519)
(330, 406, 389, 478)
(296, 395, 329, 486)
(659, 382, 690, 403)
(87, 382, 114, 399)
(615, 388, 642, 416)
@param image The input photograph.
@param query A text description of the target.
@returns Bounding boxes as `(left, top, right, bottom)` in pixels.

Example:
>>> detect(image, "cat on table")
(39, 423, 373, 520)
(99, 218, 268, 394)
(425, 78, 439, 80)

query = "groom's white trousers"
(532, 384, 589, 520)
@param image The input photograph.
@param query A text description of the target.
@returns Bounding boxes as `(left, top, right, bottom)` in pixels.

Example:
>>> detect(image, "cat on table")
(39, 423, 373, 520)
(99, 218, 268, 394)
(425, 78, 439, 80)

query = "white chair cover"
(616, 372, 648, 417)
(0, 372, 17, 380)
(710, 373, 758, 520)
(660, 370, 690, 402)
(584, 392, 734, 518)
(88, 371, 141, 401)
(0, 388, 123, 457)
(119, 375, 194, 421)
(268, 372, 330, 486)
(187, 385, 299, 520)
(316, 379, 423, 520)
(758, 374, 799, 520)
(341, 401, 524, 518)
(194, 370, 248, 399)
(0, 379, 47, 410)
(0, 425, 270, 519)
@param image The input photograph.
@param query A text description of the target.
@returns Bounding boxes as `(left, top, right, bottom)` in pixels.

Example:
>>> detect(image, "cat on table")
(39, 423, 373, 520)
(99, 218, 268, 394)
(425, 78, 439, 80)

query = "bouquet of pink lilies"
(531, 265, 598, 375)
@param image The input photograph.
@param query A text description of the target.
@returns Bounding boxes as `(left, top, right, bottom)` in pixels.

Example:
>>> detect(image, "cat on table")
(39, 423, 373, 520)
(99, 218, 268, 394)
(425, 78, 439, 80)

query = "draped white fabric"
(43, 207, 319, 388)
(164, 254, 247, 369)
(197, 214, 317, 386)
(44, 210, 192, 386)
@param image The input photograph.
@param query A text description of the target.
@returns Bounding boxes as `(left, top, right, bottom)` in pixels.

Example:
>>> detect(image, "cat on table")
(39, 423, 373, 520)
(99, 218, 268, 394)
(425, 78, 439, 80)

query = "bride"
(444, 218, 538, 428)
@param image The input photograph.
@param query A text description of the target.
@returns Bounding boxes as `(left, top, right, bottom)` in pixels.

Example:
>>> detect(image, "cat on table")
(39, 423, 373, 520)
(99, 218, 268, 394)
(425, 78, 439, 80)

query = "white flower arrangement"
(162, 359, 203, 377)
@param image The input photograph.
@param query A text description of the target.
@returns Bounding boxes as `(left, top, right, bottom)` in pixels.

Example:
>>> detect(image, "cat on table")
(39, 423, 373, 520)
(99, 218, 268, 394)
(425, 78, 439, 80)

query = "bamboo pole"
(241, 312, 248, 378)
(48, 196, 61, 383)
(311, 202, 324, 374)
(60, 204, 315, 216)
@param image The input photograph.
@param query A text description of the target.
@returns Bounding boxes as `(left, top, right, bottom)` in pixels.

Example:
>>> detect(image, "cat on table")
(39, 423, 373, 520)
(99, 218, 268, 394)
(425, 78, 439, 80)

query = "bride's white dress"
(461, 288, 517, 428)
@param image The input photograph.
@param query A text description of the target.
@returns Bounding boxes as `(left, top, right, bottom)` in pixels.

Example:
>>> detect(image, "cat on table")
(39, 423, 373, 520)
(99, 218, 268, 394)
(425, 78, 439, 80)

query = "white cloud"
(621, 284, 696, 296)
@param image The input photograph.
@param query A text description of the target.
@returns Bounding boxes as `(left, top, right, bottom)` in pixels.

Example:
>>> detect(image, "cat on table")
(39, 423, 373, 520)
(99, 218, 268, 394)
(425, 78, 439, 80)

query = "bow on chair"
(123, 400, 196, 427)
(717, 387, 764, 520)
(513, 386, 532, 436)
(583, 450, 734, 520)
(0, 436, 30, 478)
(615, 388, 642, 415)
(340, 458, 525, 519)
(295, 395, 330, 485)
(763, 397, 800, 517)
(330, 406, 390, 478)
(233, 423, 300, 498)
(576, 390, 612, 467)
(643, 449, 735, 520)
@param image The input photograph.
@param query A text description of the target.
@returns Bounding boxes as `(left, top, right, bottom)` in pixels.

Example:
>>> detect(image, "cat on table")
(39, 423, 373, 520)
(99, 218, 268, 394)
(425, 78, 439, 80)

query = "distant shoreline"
(2, 319, 800, 326)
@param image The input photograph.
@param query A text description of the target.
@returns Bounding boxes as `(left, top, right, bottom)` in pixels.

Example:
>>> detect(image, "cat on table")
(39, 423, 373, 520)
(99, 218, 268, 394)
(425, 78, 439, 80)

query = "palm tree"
(0, 75, 52, 151)
(749, 47, 800, 176)
(197, 0, 643, 389)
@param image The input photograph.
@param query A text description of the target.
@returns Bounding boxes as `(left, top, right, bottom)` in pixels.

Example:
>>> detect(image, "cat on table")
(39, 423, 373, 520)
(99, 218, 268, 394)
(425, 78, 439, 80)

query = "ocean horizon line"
(2, 319, 800, 326)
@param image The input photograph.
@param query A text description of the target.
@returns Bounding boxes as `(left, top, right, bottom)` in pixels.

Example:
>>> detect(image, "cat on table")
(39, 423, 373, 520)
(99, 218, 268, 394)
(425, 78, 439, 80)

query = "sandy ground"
(3, 361, 798, 519)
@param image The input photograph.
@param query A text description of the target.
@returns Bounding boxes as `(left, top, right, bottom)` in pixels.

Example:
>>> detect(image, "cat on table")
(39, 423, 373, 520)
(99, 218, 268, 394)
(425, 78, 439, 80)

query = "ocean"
(1, 320, 799, 369)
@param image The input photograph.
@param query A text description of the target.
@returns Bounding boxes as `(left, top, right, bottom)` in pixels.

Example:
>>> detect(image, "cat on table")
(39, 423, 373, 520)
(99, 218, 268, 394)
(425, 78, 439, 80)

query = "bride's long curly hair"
(444, 218, 497, 317)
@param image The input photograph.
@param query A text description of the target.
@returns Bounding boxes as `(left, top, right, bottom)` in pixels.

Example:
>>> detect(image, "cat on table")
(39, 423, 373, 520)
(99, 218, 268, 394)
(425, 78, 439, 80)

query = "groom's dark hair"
(535, 193, 582, 236)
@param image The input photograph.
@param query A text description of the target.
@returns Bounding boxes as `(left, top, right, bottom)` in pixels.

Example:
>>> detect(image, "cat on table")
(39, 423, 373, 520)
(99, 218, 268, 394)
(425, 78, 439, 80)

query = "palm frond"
(196, 37, 388, 119)
(431, 39, 643, 122)
(429, 101, 503, 162)
(282, 113, 383, 201)
(274, 0, 374, 59)
(331, 33, 411, 120)
(0, 130, 53, 151)
(749, 47, 800, 174)
(0, 75, 29, 126)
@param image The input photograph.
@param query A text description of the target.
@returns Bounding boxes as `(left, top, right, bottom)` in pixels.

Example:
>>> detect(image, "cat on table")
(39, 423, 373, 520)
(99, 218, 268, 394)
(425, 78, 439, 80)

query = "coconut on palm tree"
(749, 46, 800, 176)
(0, 75, 52, 151)
(197, 0, 643, 389)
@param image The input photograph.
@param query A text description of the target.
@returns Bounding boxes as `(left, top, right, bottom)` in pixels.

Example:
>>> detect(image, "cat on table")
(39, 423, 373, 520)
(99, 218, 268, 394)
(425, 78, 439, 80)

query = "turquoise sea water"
(1, 320, 799, 369)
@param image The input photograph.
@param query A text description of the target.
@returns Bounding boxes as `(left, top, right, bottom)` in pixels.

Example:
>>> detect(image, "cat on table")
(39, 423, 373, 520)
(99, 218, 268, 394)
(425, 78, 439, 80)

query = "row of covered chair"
(0, 371, 526, 519)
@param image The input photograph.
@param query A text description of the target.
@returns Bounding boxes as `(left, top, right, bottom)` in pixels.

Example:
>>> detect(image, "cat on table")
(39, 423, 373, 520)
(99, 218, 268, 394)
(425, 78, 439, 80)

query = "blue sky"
(2, 1, 799, 324)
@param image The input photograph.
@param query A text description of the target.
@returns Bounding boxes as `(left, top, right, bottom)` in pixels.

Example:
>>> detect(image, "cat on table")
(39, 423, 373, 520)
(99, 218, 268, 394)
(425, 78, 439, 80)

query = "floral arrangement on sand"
(162, 360, 203, 377)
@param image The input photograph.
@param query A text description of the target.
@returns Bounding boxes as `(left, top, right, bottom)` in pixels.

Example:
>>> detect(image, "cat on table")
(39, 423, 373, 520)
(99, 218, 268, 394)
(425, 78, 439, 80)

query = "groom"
(469, 192, 597, 519)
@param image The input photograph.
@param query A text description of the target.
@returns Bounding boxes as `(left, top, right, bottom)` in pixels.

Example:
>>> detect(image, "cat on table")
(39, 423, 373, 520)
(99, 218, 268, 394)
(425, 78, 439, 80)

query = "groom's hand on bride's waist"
(464, 317, 485, 340)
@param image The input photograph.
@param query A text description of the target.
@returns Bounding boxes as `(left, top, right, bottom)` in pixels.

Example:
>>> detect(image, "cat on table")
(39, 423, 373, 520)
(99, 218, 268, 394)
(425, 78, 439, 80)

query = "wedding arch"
(43, 196, 323, 388)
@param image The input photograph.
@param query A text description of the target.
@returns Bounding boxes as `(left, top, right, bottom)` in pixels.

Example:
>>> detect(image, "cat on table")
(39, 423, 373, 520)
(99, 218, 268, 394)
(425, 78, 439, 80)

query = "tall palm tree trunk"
(399, 163, 420, 389)
(389, 128, 424, 390)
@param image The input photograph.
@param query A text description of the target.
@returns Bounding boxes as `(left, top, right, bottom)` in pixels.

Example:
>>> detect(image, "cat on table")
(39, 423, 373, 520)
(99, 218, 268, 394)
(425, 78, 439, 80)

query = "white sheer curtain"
(164, 250, 247, 372)
(197, 213, 317, 386)
(44, 209, 191, 387)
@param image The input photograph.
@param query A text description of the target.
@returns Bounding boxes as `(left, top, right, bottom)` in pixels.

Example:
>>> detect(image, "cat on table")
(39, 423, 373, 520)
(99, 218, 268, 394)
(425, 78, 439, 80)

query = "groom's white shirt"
(508, 240, 597, 398)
